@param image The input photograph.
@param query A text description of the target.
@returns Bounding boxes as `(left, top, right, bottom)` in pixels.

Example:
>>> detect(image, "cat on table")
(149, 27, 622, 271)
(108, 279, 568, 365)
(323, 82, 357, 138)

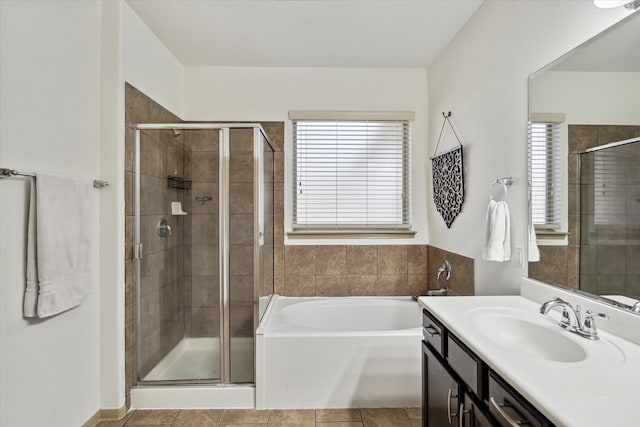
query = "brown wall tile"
(347, 275, 378, 296)
(346, 246, 377, 275)
(316, 276, 349, 296)
(377, 245, 407, 275)
(284, 275, 316, 296)
(427, 245, 474, 296)
(407, 245, 428, 275)
(315, 246, 346, 275)
(285, 245, 315, 276)
(377, 275, 409, 296)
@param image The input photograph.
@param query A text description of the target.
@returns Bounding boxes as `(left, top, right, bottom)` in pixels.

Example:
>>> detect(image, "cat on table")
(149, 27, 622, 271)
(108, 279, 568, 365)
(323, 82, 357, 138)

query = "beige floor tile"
(124, 410, 178, 425)
(219, 424, 268, 427)
(410, 420, 422, 427)
(96, 411, 134, 427)
(316, 409, 362, 423)
(220, 409, 271, 424)
(317, 423, 365, 427)
(404, 407, 421, 420)
(268, 409, 315, 426)
(96, 420, 127, 427)
(361, 408, 412, 427)
(171, 409, 224, 426)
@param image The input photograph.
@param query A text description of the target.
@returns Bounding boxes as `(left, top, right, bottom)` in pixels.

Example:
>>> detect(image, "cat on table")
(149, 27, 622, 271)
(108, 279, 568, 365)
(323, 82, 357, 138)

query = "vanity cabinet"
(422, 309, 553, 427)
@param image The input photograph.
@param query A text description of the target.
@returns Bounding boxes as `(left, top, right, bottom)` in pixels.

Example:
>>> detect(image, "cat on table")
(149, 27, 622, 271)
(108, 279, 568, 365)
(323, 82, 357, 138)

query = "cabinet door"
(423, 341, 461, 427)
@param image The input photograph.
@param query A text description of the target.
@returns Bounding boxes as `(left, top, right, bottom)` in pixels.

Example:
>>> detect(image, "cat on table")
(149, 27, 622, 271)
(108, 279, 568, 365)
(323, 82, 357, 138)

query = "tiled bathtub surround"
(281, 245, 428, 296)
(279, 244, 475, 297)
(529, 124, 640, 298)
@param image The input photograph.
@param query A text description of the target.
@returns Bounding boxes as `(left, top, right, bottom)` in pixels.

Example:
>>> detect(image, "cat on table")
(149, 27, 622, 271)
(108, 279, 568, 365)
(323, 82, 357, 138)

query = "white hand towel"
(482, 200, 511, 262)
(528, 223, 540, 262)
(24, 174, 95, 318)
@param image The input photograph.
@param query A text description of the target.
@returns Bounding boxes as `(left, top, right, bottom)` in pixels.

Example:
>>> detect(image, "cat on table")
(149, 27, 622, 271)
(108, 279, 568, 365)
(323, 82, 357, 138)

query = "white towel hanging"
(482, 199, 511, 262)
(24, 174, 96, 318)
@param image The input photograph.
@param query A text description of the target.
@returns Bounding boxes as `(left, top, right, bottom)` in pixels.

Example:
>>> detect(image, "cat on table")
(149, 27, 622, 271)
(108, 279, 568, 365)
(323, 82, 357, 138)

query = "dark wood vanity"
(422, 308, 554, 427)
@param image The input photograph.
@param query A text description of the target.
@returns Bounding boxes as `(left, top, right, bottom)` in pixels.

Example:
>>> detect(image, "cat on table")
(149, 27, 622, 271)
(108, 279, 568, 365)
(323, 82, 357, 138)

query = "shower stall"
(133, 124, 274, 387)
(579, 137, 639, 301)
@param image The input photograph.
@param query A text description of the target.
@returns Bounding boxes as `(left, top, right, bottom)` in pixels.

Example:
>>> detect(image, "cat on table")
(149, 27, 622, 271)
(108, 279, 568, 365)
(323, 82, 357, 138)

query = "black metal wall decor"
(431, 112, 464, 228)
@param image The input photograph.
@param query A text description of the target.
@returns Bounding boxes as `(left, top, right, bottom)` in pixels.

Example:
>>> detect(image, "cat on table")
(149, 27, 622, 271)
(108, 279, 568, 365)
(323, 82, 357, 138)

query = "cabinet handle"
(459, 403, 470, 427)
(447, 388, 458, 424)
(424, 325, 440, 337)
(489, 397, 530, 426)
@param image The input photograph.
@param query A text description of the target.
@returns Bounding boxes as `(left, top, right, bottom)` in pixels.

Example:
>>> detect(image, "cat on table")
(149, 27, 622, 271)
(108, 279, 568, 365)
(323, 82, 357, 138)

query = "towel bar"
(0, 167, 109, 188)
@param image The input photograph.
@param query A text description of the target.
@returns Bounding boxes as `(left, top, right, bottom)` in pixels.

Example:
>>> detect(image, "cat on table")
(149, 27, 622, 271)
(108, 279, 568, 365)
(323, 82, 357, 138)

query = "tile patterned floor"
(96, 407, 422, 427)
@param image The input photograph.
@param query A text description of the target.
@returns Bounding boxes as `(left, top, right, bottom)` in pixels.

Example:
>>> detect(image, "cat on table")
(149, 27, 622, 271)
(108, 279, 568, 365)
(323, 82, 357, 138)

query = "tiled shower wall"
(529, 124, 640, 294)
(184, 129, 219, 338)
(124, 84, 185, 406)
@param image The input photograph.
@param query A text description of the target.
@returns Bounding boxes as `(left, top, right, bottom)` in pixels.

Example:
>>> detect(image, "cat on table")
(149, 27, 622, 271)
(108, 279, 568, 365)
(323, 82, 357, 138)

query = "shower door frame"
(133, 123, 274, 386)
(576, 136, 639, 308)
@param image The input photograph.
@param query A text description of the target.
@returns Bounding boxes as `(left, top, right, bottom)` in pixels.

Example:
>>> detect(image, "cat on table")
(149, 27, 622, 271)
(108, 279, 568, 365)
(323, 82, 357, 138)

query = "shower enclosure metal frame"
(577, 136, 639, 311)
(133, 123, 274, 385)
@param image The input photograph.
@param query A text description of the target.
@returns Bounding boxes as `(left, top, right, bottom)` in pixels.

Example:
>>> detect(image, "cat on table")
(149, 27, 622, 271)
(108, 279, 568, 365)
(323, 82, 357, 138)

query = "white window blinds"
(528, 119, 562, 229)
(292, 115, 411, 230)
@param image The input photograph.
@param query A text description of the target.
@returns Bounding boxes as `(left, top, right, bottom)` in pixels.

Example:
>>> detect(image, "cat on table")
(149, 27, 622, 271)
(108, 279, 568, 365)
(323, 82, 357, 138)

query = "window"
(290, 111, 414, 236)
(528, 114, 564, 231)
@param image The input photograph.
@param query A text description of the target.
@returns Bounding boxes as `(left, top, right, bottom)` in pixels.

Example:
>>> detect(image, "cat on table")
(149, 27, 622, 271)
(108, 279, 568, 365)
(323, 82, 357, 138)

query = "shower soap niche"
(171, 201, 187, 216)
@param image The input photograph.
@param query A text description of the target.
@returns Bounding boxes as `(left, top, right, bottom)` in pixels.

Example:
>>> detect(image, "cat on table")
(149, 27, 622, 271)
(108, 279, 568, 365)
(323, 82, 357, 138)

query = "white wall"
(530, 71, 640, 125)
(183, 67, 429, 245)
(96, 0, 186, 410)
(99, 0, 126, 411)
(427, 1, 633, 295)
(0, 1, 102, 426)
(122, 2, 184, 117)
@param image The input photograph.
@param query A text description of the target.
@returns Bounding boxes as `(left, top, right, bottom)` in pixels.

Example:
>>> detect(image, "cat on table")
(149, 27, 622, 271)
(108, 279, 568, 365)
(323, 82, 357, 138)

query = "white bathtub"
(255, 296, 422, 409)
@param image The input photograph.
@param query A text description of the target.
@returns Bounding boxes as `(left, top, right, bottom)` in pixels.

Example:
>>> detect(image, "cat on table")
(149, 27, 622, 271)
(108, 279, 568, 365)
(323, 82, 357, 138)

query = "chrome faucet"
(540, 297, 609, 340)
(632, 301, 640, 314)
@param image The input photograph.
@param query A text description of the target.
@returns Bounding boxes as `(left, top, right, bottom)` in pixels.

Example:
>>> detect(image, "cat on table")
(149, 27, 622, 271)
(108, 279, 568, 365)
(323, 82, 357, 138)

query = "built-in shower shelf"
(168, 175, 192, 190)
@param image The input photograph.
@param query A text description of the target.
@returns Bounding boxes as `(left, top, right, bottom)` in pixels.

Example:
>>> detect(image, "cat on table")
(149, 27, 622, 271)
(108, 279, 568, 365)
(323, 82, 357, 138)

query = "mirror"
(527, 13, 640, 313)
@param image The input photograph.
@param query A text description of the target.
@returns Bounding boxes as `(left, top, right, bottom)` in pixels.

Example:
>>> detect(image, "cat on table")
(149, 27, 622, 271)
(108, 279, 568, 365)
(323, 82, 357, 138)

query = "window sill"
(287, 229, 417, 239)
(534, 231, 569, 240)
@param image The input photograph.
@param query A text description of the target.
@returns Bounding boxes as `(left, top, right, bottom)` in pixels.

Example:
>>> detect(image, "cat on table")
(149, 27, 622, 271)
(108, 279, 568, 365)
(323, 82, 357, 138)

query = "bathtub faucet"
(411, 287, 449, 301)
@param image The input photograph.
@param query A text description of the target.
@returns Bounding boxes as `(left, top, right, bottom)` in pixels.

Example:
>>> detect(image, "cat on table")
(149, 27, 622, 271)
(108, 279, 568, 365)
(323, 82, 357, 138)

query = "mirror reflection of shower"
(133, 124, 275, 385)
(579, 138, 639, 306)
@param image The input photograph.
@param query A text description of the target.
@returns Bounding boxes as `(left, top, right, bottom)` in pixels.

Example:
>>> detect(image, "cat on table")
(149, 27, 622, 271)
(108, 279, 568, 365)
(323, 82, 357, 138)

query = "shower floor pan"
(143, 337, 253, 383)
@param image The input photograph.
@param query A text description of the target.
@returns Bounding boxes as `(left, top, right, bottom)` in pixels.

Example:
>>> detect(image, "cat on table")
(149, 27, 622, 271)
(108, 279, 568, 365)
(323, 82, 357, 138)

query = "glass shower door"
(134, 124, 274, 385)
(135, 126, 222, 383)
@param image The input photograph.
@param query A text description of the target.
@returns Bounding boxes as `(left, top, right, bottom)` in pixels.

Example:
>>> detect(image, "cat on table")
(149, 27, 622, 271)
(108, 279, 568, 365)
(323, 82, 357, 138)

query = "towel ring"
(489, 177, 513, 201)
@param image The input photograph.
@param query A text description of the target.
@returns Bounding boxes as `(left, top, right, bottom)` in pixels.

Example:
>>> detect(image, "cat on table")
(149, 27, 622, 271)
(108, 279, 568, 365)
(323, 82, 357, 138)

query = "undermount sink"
(466, 308, 588, 362)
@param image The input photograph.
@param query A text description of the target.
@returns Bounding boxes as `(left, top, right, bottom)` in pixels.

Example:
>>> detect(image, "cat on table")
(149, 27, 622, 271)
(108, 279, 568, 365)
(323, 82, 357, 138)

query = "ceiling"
(125, 0, 483, 68)
(550, 12, 640, 72)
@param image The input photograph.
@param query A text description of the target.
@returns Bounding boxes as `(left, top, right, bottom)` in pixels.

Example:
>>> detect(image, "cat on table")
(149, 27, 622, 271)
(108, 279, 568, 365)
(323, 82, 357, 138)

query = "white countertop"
(418, 295, 640, 427)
